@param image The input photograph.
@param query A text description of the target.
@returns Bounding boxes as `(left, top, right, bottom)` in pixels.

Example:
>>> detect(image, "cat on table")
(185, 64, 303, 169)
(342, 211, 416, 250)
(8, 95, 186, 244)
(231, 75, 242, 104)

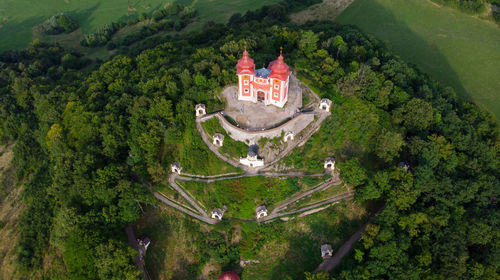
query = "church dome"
(268, 50, 290, 81)
(217, 271, 240, 280)
(237, 47, 255, 75)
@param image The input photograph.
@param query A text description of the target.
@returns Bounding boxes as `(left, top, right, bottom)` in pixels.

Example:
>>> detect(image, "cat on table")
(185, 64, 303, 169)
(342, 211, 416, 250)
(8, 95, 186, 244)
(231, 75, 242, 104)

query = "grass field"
(0, 0, 280, 52)
(178, 176, 324, 219)
(335, 0, 500, 119)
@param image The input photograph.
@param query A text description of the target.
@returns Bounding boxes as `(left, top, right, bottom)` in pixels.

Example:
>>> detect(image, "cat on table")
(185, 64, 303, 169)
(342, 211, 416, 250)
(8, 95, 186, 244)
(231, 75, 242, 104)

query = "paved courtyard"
(221, 74, 303, 129)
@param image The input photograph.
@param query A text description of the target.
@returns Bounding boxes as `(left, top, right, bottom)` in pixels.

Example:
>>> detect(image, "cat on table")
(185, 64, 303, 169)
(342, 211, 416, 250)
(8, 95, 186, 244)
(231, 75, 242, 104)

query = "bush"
(36, 14, 78, 35)
(80, 23, 119, 47)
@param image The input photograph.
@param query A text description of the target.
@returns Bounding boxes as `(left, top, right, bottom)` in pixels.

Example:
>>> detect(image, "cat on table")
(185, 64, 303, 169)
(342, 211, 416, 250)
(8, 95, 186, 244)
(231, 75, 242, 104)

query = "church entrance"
(257, 91, 265, 102)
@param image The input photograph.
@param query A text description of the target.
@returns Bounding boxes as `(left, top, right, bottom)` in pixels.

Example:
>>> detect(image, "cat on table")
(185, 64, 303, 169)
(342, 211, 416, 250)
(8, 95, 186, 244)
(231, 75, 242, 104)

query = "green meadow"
(336, 0, 500, 119)
(0, 0, 280, 52)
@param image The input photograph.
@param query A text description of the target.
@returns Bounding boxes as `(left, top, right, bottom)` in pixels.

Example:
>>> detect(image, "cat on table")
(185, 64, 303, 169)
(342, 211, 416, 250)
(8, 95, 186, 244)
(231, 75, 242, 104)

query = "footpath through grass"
(0, 0, 280, 52)
(201, 117, 248, 159)
(177, 176, 324, 219)
(135, 199, 368, 279)
(336, 0, 500, 119)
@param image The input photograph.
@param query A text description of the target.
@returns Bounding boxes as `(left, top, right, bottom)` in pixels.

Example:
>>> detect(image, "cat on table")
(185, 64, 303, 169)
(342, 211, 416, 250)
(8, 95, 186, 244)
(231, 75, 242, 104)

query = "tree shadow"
(269, 208, 366, 280)
(334, 1, 470, 105)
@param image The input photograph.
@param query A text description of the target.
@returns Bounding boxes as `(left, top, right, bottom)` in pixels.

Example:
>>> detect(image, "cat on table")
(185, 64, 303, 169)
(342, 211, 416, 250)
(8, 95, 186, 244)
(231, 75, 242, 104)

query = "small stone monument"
(255, 205, 268, 219)
(397, 161, 410, 171)
(319, 98, 332, 112)
(213, 133, 225, 147)
(171, 162, 182, 174)
(195, 104, 206, 117)
(321, 244, 333, 258)
(211, 208, 224, 220)
(137, 237, 151, 260)
(240, 145, 264, 167)
(324, 157, 335, 170)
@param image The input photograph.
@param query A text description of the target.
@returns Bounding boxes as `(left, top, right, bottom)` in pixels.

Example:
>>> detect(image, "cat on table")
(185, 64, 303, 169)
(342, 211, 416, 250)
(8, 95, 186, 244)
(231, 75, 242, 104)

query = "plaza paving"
(221, 74, 303, 129)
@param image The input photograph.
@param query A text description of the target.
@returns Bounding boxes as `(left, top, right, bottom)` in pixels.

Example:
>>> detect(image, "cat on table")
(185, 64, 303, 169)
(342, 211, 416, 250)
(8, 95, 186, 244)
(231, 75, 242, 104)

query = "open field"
(335, 0, 500, 119)
(0, 0, 280, 52)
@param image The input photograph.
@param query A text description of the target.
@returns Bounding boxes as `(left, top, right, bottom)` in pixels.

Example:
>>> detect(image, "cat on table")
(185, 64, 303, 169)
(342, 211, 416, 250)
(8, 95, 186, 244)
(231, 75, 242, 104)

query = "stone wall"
(200, 112, 315, 144)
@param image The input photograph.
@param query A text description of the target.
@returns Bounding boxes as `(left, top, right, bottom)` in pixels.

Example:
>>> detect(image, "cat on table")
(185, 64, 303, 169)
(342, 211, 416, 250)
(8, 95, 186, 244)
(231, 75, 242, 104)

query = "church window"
(244, 80, 249, 85)
(243, 75, 249, 79)
(244, 88, 249, 93)
(274, 92, 278, 98)
(274, 84, 279, 89)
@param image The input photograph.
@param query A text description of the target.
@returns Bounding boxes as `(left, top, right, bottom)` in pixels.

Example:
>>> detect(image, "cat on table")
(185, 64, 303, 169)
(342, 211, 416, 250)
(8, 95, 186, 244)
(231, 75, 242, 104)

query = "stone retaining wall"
(200, 112, 315, 144)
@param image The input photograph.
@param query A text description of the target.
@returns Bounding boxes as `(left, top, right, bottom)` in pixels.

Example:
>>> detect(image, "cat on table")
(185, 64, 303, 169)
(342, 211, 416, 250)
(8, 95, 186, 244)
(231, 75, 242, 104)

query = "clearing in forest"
(335, 0, 500, 119)
(290, 0, 355, 24)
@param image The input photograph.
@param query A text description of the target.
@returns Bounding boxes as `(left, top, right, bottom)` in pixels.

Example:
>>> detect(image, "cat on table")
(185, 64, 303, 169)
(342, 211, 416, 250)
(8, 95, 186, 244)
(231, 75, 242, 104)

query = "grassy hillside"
(0, 0, 280, 52)
(335, 0, 500, 119)
(135, 199, 367, 279)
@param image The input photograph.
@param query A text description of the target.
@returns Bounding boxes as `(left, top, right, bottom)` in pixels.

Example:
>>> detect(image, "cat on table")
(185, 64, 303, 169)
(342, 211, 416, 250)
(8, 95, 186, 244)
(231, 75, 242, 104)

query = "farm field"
(0, 0, 280, 52)
(335, 0, 500, 119)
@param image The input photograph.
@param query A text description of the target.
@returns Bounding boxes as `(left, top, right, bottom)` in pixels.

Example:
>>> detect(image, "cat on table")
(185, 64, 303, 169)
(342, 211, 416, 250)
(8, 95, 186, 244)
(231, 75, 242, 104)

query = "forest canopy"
(0, 0, 498, 279)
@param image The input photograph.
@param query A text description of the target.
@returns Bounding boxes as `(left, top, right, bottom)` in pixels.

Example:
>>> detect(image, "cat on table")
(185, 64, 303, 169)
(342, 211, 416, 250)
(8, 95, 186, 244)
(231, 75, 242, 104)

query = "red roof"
(237, 47, 255, 75)
(268, 51, 290, 81)
(217, 271, 240, 280)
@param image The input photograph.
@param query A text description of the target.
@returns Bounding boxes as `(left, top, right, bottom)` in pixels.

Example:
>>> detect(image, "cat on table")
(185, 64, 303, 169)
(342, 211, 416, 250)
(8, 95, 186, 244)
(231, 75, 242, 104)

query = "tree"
(96, 240, 141, 280)
(339, 158, 367, 187)
(304, 272, 333, 280)
(394, 98, 434, 130)
(375, 129, 404, 162)
(299, 30, 319, 58)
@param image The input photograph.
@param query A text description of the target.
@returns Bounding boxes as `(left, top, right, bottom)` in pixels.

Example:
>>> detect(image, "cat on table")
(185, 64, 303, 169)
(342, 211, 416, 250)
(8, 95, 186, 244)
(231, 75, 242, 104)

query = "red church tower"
(237, 47, 291, 108)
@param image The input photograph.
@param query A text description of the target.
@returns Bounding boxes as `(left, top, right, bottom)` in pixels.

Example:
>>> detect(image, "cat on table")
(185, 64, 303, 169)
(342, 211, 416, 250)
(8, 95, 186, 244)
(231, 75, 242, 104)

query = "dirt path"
(159, 169, 351, 225)
(314, 207, 383, 272)
(168, 174, 209, 217)
(175, 171, 326, 183)
(154, 78, 349, 224)
(313, 221, 367, 273)
(261, 192, 354, 222)
(153, 192, 216, 224)
(271, 172, 340, 214)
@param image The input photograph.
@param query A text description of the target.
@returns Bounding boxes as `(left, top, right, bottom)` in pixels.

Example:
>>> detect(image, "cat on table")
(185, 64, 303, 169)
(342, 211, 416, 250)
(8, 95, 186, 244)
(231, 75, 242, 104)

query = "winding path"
(168, 174, 209, 217)
(153, 192, 216, 224)
(271, 173, 341, 214)
(313, 207, 383, 273)
(261, 192, 354, 222)
(154, 80, 353, 225)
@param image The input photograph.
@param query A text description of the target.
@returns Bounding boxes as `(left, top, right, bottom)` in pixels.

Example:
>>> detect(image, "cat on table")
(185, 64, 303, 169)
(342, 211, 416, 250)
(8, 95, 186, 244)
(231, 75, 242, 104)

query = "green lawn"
(171, 125, 242, 176)
(336, 0, 500, 119)
(201, 117, 248, 159)
(177, 176, 320, 219)
(0, 0, 280, 52)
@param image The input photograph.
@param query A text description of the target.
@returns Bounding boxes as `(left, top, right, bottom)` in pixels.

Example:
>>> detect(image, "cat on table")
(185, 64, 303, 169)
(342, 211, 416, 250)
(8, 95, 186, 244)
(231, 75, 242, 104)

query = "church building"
(236, 47, 291, 108)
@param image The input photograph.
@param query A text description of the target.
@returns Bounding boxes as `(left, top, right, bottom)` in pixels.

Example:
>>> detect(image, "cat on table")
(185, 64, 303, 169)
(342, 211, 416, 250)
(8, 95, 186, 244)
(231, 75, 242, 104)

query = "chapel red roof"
(268, 50, 290, 81)
(217, 271, 240, 280)
(236, 46, 255, 75)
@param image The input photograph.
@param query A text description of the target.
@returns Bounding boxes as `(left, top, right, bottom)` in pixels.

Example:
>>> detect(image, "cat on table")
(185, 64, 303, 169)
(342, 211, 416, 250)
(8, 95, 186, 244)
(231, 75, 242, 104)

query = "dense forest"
(0, 0, 498, 279)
